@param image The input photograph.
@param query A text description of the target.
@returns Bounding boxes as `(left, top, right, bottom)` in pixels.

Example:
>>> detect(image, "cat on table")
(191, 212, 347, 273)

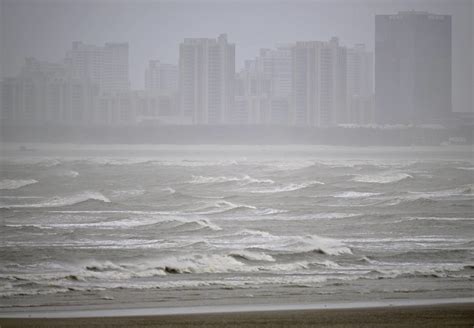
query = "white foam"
(1, 191, 110, 209)
(251, 180, 324, 193)
(456, 166, 474, 171)
(407, 186, 473, 200)
(162, 187, 176, 194)
(333, 191, 381, 198)
(154, 254, 250, 274)
(110, 189, 146, 200)
(193, 200, 257, 215)
(352, 173, 412, 184)
(398, 216, 474, 222)
(216, 231, 351, 256)
(225, 212, 360, 222)
(7, 216, 222, 232)
(55, 170, 79, 178)
(374, 262, 469, 279)
(174, 218, 222, 231)
(0, 179, 38, 190)
(229, 250, 276, 262)
(190, 175, 274, 185)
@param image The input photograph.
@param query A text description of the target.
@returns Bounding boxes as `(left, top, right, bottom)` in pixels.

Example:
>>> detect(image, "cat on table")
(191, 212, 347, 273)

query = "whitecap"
(1, 191, 110, 209)
(0, 179, 38, 190)
(333, 191, 382, 198)
(250, 180, 324, 193)
(352, 173, 412, 184)
(162, 187, 176, 194)
(229, 250, 276, 262)
(55, 170, 79, 178)
(190, 175, 274, 185)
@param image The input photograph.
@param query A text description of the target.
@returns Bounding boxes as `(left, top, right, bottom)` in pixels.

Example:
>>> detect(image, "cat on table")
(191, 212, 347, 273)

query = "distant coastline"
(1, 124, 471, 146)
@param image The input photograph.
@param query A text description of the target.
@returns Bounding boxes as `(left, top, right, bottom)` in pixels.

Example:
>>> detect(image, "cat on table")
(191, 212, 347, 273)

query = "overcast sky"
(1, 0, 472, 111)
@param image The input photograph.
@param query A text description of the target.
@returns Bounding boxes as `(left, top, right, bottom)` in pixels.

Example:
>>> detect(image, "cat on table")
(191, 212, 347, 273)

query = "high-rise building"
(291, 37, 347, 126)
(179, 34, 235, 124)
(346, 44, 374, 125)
(375, 11, 451, 124)
(143, 60, 179, 121)
(232, 46, 292, 125)
(65, 42, 130, 94)
(1, 57, 97, 125)
(101, 43, 130, 93)
(145, 60, 178, 93)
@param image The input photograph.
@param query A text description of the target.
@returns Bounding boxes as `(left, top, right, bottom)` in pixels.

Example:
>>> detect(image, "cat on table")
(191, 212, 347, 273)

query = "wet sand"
(1, 303, 473, 328)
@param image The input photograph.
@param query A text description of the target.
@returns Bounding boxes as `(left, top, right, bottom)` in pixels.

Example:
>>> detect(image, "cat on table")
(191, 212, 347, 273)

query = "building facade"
(1, 58, 98, 125)
(65, 41, 130, 94)
(179, 34, 235, 124)
(346, 44, 374, 125)
(375, 11, 451, 124)
(291, 38, 347, 127)
(145, 60, 178, 94)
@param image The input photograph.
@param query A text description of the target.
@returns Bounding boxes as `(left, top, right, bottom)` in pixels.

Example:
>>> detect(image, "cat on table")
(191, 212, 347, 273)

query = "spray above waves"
(0, 191, 111, 209)
(0, 179, 38, 190)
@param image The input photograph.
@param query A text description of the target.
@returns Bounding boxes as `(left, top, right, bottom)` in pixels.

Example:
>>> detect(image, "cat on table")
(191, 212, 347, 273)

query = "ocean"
(0, 144, 473, 310)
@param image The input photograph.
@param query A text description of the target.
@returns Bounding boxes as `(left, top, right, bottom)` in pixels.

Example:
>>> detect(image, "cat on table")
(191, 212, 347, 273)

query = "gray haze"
(0, 0, 472, 112)
(1, 1, 474, 317)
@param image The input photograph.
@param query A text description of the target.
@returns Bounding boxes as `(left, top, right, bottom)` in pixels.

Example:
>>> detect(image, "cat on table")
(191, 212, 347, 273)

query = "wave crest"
(1, 191, 110, 209)
(352, 173, 412, 184)
(0, 179, 38, 190)
(190, 175, 274, 185)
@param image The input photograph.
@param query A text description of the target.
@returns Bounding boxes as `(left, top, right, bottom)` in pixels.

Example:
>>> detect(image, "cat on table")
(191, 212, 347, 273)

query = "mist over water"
(0, 144, 472, 308)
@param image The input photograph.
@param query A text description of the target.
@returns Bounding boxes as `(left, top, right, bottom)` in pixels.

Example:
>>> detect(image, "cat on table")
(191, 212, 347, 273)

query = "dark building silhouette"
(375, 11, 451, 125)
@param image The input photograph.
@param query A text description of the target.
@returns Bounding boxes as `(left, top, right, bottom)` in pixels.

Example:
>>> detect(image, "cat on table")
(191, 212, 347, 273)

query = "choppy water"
(0, 144, 473, 308)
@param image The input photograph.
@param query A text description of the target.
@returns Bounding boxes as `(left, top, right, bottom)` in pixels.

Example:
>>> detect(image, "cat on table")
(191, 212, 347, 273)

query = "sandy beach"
(1, 303, 473, 328)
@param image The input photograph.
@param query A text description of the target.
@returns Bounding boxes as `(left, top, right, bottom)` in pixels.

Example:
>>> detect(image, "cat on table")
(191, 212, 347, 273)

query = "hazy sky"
(1, 0, 472, 111)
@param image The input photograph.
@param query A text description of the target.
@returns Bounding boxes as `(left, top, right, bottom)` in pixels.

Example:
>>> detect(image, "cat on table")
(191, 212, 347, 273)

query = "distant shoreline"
(1, 124, 471, 146)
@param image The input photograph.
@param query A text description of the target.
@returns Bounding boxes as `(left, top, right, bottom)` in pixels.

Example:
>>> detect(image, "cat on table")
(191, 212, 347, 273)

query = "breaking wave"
(229, 250, 276, 262)
(251, 180, 324, 193)
(222, 230, 352, 256)
(6, 216, 222, 232)
(190, 175, 274, 185)
(192, 200, 257, 215)
(54, 169, 79, 178)
(0, 191, 111, 209)
(0, 179, 38, 190)
(406, 186, 473, 200)
(352, 173, 413, 184)
(333, 191, 382, 198)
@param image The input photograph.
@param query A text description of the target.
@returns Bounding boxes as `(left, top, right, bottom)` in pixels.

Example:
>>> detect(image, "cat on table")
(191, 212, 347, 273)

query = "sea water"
(0, 144, 472, 309)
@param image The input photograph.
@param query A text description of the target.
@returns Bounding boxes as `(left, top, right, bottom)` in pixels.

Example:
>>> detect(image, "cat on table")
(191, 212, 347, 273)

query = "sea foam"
(352, 173, 412, 184)
(1, 191, 110, 209)
(0, 179, 38, 190)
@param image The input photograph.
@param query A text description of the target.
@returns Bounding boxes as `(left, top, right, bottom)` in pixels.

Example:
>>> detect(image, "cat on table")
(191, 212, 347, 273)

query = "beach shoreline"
(0, 302, 473, 328)
(1, 297, 473, 318)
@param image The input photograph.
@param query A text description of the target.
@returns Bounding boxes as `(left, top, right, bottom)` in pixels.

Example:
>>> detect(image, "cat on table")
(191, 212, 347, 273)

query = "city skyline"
(1, 34, 375, 127)
(1, 0, 472, 113)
